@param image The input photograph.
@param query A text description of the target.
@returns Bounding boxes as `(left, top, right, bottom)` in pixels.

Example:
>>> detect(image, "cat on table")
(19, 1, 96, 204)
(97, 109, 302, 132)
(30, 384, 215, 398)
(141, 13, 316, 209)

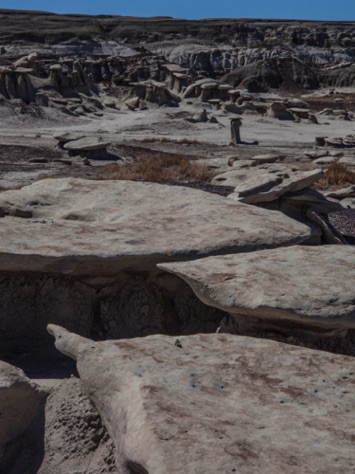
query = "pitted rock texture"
(48, 326, 355, 474)
(38, 378, 118, 474)
(0, 178, 314, 276)
(158, 245, 355, 329)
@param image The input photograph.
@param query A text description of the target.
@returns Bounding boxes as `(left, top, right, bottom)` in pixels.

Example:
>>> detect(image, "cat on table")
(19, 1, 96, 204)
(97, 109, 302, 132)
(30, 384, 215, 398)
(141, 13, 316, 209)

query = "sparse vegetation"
(97, 152, 214, 184)
(316, 161, 355, 189)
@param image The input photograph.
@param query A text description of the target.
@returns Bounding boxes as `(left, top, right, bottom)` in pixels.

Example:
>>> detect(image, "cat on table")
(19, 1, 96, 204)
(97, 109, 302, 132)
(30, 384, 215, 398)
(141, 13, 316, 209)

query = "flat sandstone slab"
(49, 325, 355, 474)
(0, 178, 313, 275)
(159, 245, 355, 328)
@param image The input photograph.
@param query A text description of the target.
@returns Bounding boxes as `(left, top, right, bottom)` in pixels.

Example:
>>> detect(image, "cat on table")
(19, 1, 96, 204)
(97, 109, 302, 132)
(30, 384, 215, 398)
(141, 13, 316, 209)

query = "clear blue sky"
(0, 0, 354, 21)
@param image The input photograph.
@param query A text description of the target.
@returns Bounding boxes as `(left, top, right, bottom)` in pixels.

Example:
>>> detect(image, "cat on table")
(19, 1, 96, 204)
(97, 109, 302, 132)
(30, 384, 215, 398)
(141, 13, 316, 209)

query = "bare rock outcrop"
(48, 325, 355, 473)
(0, 178, 315, 342)
(159, 245, 355, 338)
(0, 178, 315, 276)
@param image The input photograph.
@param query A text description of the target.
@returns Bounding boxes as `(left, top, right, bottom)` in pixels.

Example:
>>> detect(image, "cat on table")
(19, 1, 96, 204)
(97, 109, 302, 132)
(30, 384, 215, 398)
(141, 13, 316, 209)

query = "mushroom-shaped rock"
(63, 137, 111, 158)
(158, 245, 355, 334)
(0, 178, 315, 276)
(48, 325, 355, 473)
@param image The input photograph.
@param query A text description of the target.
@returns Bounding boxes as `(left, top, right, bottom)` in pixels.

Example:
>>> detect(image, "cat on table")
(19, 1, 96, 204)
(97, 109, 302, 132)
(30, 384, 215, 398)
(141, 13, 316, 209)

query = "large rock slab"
(48, 325, 355, 474)
(158, 245, 355, 329)
(0, 178, 314, 276)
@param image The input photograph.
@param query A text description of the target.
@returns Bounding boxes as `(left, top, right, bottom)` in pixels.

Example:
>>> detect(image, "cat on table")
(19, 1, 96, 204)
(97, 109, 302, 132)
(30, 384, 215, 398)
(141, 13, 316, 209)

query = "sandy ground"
(0, 98, 354, 190)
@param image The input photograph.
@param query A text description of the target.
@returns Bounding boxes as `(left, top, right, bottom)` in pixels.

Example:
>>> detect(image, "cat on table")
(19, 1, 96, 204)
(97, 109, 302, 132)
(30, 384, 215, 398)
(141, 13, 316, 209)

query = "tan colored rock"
(326, 185, 355, 200)
(212, 168, 283, 189)
(0, 178, 315, 277)
(53, 131, 86, 145)
(63, 137, 111, 152)
(229, 169, 323, 204)
(268, 102, 294, 120)
(0, 361, 46, 464)
(48, 325, 355, 474)
(250, 153, 284, 164)
(158, 245, 355, 329)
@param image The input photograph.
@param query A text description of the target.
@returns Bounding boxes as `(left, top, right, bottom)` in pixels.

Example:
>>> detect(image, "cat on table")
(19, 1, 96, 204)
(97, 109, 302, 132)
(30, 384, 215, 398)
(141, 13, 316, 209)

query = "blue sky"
(0, 0, 354, 21)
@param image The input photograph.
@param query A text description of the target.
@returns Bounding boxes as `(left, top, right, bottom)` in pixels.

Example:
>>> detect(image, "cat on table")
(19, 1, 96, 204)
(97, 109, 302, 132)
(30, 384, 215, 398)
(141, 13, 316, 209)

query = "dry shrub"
(97, 153, 213, 184)
(142, 137, 200, 145)
(316, 161, 355, 189)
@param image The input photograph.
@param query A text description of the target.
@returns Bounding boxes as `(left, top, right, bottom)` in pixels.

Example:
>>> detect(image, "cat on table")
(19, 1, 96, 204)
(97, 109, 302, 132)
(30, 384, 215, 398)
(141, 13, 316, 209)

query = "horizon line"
(0, 8, 354, 23)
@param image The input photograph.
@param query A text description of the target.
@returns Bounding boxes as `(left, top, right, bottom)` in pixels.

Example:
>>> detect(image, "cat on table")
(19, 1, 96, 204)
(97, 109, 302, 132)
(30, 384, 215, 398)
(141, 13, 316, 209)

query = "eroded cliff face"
(0, 10, 355, 104)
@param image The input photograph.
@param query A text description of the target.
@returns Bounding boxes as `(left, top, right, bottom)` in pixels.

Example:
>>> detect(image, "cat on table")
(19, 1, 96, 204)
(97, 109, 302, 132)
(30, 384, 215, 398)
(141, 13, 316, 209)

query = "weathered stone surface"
(63, 137, 111, 152)
(53, 131, 86, 144)
(280, 189, 343, 215)
(250, 153, 283, 163)
(229, 169, 323, 204)
(326, 185, 355, 200)
(212, 168, 283, 190)
(0, 178, 314, 276)
(0, 360, 46, 467)
(158, 245, 355, 329)
(48, 325, 355, 474)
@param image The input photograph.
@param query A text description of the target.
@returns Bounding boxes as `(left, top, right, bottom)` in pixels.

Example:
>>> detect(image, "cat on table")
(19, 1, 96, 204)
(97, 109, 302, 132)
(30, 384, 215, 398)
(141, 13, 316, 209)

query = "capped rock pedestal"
(159, 245, 355, 343)
(0, 178, 315, 342)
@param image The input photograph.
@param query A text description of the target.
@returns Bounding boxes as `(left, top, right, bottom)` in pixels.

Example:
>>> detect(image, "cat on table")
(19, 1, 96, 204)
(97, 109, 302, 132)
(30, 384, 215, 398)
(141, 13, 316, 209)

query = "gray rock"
(229, 169, 323, 204)
(64, 137, 110, 152)
(0, 360, 46, 467)
(326, 185, 355, 200)
(53, 132, 85, 145)
(158, 245, 355, 330)
(48, 325, 355, 474)
(0, 178, 314, 276)
(250, 153, 284, 164)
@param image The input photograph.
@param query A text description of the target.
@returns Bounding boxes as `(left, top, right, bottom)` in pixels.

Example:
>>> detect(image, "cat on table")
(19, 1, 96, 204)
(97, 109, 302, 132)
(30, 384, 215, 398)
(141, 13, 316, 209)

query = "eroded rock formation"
(48, 325, 355, 473)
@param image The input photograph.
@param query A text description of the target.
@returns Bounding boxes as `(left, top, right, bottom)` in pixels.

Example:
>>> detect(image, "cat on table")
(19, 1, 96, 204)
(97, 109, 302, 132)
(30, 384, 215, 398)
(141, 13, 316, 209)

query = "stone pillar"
(230, 118, 242, 145)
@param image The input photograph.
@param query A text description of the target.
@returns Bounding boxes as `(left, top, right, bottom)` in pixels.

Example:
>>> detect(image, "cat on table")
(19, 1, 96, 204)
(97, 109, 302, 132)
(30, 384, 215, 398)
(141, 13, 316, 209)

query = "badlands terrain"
(1, 8, 355, 473)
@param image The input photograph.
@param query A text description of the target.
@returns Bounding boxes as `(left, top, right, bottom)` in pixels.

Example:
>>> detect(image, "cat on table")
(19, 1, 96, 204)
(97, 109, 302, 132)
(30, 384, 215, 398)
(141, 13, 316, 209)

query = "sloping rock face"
(0, 178, 314, 342)
(159, 245, 355, 331)
(0, 361, 46, 473)
(49, 325, 355, 474)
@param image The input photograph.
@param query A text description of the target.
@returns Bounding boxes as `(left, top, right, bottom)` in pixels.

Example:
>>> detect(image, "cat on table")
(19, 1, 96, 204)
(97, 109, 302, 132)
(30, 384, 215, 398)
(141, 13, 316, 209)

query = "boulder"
(186, 108, 208, 123)
(268, 102, 295, 120)
(0, 361, 46, 470)
(48, 325, 355, 473)
(0, 178, 315, 276)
